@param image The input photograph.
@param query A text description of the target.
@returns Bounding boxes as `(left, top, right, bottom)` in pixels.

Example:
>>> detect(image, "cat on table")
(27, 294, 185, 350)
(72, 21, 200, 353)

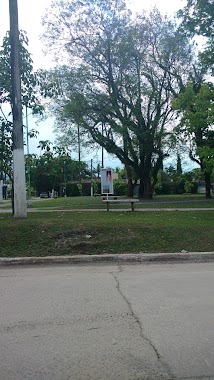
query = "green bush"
(113, 180, 128, 196)
(184, 181, 198, 194)
(184, 181, 194, 194)
(81, 182, 99, 196)
(81, 182, 91, 196)
(173, 178, 185, 194)
(154, 180, 198, 195)
(65, 181, 102, 197)
(66, 183, 80, 197)
(92, 180, 98, 194)
(77, 183, 83, 196)
(154, 182, 173, 195)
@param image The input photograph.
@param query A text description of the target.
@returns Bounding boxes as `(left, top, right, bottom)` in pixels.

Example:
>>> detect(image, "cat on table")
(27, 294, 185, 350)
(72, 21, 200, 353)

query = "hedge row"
(64, 180, 198, 197)
(154, 181, 198, 195)
(64, 180, 128, 196)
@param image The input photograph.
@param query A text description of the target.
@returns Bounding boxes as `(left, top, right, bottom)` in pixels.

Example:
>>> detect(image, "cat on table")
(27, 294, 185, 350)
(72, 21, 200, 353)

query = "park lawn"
(30, 194, 214, 210)
(0, 210, 213, 257)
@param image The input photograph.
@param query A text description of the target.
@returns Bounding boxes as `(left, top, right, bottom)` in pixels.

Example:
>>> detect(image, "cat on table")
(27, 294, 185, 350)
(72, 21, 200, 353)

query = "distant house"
(197, 181, 214, 194)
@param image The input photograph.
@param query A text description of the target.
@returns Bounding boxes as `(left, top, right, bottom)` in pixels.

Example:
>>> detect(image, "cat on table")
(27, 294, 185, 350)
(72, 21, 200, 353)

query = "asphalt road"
(0, 263, 214, 380)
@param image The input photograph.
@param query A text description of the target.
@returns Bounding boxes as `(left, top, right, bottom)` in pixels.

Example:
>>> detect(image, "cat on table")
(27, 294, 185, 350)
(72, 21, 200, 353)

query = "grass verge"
(2, 194, 214, 209)
(0, 210, 214, 257)
(30, 194, 214, 209)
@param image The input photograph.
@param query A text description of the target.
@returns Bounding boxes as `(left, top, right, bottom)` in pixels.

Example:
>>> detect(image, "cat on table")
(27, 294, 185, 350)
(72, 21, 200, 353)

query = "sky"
(0, 0, 185, 70)
(1, 0, 192, 169)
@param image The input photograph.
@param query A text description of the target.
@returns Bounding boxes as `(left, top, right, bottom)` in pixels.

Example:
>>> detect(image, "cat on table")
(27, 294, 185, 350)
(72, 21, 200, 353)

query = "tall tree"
(30, 150, 89, 195)
(177, 0, 214, 72)
(43, 0, 193, 198)
(0, 30, 44, 205)
(178, 0, 213, 37)
(0, 119, 13, 181)
(0, 31, 43, 113)
(173, 83, 214, 197)
(46, 65, 101, 161)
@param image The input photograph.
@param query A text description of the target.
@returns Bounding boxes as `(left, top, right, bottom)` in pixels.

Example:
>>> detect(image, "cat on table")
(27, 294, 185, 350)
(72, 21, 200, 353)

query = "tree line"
(0, 0, 213, 198)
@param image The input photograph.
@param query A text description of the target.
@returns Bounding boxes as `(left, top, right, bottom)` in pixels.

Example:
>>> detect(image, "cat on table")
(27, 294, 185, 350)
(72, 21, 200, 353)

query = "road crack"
(112, 270, 176, 379)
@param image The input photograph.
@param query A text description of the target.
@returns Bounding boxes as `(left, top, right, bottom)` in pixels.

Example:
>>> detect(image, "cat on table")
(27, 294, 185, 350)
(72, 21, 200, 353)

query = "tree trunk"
(127, 178, 133, 198)
(125, 164, 133, 197)
(205, 172, 211, 198)
(139, 178, 153, 199)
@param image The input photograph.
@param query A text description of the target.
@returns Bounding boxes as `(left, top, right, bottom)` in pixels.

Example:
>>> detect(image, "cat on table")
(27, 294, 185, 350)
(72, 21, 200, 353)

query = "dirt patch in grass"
(53, 226, 128, 254)
(55, 239, 99, 253)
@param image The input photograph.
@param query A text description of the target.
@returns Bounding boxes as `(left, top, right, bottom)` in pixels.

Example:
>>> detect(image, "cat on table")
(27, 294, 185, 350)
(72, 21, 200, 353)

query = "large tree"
(173, 82, 214, 197)
(168, 1, 214, 197)
(0, 31, 44, 191)
(43, 0, 194, 198)
(29, 149, 89, 195)
(0, 119, 13, 181)
(177, 0, 214, 72)
(0, 31, 43, 112)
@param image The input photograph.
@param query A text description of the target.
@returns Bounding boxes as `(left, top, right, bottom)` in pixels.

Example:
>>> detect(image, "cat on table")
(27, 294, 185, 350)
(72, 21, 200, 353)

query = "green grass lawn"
(29, 194, 214, 210)
(0, 210, 213, 257)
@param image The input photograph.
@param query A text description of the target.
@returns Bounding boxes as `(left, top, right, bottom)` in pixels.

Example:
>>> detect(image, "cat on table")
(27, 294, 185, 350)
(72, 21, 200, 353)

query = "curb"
(0, 252, 214, 266)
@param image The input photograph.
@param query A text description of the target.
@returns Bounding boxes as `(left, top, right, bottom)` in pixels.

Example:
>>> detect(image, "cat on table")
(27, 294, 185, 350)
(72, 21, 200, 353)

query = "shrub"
(81, 182, 91, 196)
(154, 182, 172, 195)
(113, 180, 128, 196)
(66, 183, 80, 197)
(154, 178, 198, 195)
(79, 182, 98, 196)
(184, 181, 198, 194)
(173, 178, 185, 194)
(77, 183, 83, 196)
(91, 180, 98, 194)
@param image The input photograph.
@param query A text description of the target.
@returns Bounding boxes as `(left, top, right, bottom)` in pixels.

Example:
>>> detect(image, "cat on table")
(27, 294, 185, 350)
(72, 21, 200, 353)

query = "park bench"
(102, 198, 139, 211)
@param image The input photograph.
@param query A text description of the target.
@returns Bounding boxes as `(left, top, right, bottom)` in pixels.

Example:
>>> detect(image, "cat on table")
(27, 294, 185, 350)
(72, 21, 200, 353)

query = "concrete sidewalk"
(0, 251, 214, 266)
(1, 207, 214, 213)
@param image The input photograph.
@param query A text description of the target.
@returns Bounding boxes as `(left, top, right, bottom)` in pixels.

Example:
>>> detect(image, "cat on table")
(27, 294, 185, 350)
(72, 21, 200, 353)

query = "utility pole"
(9, 0, 27, 218)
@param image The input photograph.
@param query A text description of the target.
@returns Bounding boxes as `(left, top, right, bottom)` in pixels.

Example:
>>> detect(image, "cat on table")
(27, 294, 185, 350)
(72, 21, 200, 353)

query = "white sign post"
(101, 168, 114, 199)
